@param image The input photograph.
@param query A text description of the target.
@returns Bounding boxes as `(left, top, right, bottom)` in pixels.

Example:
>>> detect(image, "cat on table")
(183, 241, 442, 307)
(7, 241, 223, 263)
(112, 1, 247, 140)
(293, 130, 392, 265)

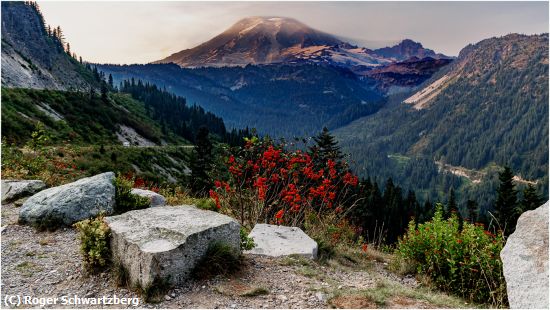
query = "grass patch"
(279, 254, 313, 267)
(38, 237, 51, 246)
(113, 260, 130, 288)
(192, 242, 242, 279)
(15, 261, 42, 276)
(298, 266, 318, 278)
(327, 270, 475, 309)
(241, 287, 269, 297)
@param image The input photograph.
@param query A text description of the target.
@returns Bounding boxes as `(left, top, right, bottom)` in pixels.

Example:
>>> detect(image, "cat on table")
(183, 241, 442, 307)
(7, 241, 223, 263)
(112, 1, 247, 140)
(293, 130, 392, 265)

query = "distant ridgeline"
(96, 63, 387, 138)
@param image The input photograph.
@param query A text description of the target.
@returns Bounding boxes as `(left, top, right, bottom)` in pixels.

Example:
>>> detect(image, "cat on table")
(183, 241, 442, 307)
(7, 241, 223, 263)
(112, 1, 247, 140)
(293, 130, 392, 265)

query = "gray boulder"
(245, 224, 318, 259)
(130, 188, 166, 207)
(19, 172, 116, 227)
(1, 179, 46, 204)
(105, 205, 240, 288)
(501, 201, 549, 309)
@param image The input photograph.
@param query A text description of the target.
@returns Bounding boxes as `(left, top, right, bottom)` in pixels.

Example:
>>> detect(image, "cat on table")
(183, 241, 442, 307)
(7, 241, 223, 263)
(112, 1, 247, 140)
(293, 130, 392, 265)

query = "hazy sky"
(38, 1, 549, 64)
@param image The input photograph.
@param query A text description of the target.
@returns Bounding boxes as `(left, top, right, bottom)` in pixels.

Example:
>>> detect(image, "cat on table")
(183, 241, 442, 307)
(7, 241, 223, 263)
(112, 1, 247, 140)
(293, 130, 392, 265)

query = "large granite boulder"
(19, 172, 116, 227)
(501, 202, 549, 309)
(1, 179, 46, 204)
(105, 205, 240, 288)
(130, 188, 166, 207)
(245, 224, 318, 259)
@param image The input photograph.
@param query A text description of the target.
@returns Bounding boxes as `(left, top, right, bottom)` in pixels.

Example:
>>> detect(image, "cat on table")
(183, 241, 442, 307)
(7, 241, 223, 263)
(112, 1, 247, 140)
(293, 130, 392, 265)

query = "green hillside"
(336, 34, 549, 210)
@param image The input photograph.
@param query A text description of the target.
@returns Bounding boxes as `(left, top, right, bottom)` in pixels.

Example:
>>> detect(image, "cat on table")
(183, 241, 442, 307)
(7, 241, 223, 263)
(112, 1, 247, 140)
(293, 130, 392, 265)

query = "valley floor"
(1, 203, 472, 309)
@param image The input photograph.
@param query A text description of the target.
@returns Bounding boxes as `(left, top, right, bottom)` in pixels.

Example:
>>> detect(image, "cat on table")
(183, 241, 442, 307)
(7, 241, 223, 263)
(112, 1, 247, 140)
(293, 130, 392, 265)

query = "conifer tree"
(108, 74, 114, 88)
(520, 184, 544, 213)
(466, 199, 478, 224)
(309, 127, 343, 169)
(189, 126, 213, 196)
(494, 166, 518, 236)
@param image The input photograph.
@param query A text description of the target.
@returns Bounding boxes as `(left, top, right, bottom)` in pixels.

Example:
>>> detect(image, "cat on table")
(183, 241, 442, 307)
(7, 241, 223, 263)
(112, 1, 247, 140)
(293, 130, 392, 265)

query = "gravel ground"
(1, 202, 437, 309)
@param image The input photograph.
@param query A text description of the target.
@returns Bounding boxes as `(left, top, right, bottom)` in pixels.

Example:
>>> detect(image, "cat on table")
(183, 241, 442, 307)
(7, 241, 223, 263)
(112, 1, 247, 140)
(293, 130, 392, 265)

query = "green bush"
(240, 227, 255, 251)
(74, 214, 111, 272)
(114, 174, 151, 214)
(394, 204, 507, 307)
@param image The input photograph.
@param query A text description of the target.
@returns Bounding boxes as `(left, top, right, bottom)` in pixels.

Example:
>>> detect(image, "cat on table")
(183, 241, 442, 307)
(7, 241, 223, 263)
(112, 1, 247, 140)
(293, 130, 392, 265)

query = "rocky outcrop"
(105, 206, 240, 288)
(245, 224, 318, 259)
(1, 179, 46, 204)
(501, 202, 549, 309)
(130, 189, 166, 207)
(1, 2, 93, 91)
(19, 172, 116, 227)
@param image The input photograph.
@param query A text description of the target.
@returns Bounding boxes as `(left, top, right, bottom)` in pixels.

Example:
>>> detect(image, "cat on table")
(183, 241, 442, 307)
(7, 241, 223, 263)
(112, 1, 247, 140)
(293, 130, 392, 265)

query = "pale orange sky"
(38, 1, 549, 64)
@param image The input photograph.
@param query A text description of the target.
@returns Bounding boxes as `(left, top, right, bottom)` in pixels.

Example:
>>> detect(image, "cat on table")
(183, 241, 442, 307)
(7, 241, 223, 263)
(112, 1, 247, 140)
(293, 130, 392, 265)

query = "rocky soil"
(1, 202, 464, 309)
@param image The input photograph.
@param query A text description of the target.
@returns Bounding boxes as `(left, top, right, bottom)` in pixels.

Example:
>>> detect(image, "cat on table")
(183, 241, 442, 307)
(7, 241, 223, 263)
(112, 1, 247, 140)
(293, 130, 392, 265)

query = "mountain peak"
(155, 16, 343, 67)
(373, 39, 449, 61)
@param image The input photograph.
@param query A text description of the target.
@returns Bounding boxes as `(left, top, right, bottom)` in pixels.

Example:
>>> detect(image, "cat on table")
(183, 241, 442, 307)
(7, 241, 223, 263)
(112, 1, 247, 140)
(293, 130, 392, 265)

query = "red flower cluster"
(214, 139, 360, 225)
(209, 189, 221, 209)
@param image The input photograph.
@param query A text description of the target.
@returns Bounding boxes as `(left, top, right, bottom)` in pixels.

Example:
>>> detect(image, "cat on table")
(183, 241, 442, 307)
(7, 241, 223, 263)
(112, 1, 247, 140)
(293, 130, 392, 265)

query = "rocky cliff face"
(1, 2, 92, 90)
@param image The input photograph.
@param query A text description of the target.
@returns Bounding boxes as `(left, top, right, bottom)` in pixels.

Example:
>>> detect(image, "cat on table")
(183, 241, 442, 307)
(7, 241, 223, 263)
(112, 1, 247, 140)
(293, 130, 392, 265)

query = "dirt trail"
(1, 203, 464, 309)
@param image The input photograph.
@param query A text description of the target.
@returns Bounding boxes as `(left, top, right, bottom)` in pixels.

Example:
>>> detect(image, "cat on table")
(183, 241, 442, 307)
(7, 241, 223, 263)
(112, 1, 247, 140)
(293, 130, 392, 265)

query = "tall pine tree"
(494, 166, 518, 236)
(520, 184, 544, 213)
(309, 127, 343, 169)
(466, 199, 478, 224)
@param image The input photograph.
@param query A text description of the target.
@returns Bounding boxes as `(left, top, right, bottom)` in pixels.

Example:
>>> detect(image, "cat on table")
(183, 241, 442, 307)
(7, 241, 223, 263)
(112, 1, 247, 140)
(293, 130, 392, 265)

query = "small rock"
(130, 188, 166, 207)
(277, 295, 288, 302)
(315, 292, 326, 302)
(164, 295, 171, 301)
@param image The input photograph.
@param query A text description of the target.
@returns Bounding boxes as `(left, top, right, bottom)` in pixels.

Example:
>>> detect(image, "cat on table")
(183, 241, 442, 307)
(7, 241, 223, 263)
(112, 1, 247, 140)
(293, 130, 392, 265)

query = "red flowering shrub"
(212, 137, 361, 228)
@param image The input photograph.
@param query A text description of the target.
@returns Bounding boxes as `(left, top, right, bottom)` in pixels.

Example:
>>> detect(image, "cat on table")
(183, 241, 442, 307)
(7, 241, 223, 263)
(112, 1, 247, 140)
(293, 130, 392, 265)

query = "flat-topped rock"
(19, 172, 115, 227)
(245, 224, 318, 259)
(105, 205, 240, 287)
(1, 179, 46, 204)
(131, 188, 166, 207)
(501, 201, 549, 309)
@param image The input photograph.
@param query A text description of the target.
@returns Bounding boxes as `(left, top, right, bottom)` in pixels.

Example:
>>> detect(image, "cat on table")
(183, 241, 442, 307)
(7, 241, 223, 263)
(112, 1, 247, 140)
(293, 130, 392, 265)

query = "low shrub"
(196, 198, 218, 211)
(74, 213, 111, 272)
(114, 174, 151, 214)
(193, 242, 242, 279)
(240, 227, 255, 251)
(394, 204, 507, 307)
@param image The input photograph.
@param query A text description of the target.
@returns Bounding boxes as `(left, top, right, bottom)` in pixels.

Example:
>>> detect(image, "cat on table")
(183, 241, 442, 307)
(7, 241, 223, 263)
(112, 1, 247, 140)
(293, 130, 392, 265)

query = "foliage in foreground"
(240, 227, 256, 251)
(394, 204, 507, 307)
(74, 214, 111, 272)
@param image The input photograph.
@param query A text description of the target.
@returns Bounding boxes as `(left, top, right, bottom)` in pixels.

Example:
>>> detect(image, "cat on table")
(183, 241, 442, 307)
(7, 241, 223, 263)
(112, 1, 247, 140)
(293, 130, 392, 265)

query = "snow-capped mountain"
(154, 16, 445, 69)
